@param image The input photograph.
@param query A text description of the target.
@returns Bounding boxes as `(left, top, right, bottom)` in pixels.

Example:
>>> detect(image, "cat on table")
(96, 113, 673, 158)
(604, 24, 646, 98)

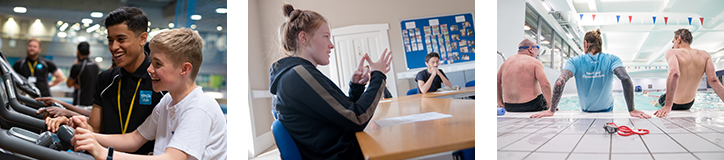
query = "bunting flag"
(592, 14, 597, 21)
(616, 15, 621, 23)
(628, 15, 633, 23)
(688, 17, 693, 25)
(700, 17, 704, 26)
(664, 17, 668, 25)
(580, 14, 584, 20)
(652, 16, 657, 24)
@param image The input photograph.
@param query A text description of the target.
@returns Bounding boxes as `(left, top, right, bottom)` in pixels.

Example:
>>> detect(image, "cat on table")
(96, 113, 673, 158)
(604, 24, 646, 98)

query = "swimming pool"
(557, 91, 724, 111)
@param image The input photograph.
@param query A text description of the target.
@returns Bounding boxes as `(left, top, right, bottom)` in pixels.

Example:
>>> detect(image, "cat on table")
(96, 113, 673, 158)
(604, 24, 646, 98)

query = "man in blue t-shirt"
(531, 29, 650, 118)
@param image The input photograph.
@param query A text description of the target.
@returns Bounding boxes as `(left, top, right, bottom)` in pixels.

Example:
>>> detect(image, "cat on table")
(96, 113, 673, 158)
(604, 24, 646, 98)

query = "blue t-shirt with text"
(563, 53, 623, 112)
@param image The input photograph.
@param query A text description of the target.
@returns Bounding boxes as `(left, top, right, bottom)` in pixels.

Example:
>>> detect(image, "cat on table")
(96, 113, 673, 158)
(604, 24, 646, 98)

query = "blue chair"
(407, 88, 419, 96)
(452, 148, 474, 160)
(272, 109, 278, 119)
(465, 80, 475, 87)
(271, 120, 302, 160)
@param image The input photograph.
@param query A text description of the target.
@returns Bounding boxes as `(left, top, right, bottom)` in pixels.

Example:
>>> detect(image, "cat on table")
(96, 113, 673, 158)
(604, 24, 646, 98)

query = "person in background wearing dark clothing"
(13, 37, 66, 97)
(416, 52, 452, 94)
(269, 4, 393, 159)
(69, 42, 100, 109)
(37, 42, 100, 117)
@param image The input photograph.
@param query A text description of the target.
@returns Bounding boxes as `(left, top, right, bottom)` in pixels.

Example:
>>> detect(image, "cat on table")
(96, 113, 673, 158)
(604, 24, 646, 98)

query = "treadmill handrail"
(0, 52, 41, 98)
(3, 76, 44, 120)
(0, 128, 94, 160)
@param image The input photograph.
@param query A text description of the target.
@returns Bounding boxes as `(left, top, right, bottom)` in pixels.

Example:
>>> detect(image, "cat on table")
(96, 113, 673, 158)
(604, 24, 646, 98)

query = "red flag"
(700, 17, 704, 26)
(628, 15, 632, 23)
(592, 14, 596, 21)
(664, 17, 668, 25)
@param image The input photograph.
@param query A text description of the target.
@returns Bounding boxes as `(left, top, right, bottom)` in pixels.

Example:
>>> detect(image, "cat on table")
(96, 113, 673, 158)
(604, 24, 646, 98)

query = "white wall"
(496, 0, 525, 71)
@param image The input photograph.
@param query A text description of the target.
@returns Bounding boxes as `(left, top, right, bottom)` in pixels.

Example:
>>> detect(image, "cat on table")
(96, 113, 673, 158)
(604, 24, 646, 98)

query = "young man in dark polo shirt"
(43, 6, 162, 155)
(13, 37, 67, 97)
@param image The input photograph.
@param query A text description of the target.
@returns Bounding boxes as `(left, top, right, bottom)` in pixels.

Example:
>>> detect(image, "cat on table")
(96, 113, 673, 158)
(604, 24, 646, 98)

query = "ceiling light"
(57, 32, 67, 38)
(72, 23, 81, 31)
(56, 20, 63, 26)
(541, 0, 553, 11)
(14, 7, 27, 13)
(216, 8, 227, 14)
(78, 36, 87, 42)
(217, 26, 223, 31)
(542, 40, 550, 44)
(91, 12, 103, 18)
(524, 25, 531, 30)
(168, 22, 175, 28)
(190, 14, 202, 20)
(86, 24, 100, 33)
(190, 24, 197, 29)
(95, 57, 103, 63)
(82, 18, 93, 24)
(84, 23, 90, 27)
(59, 23, 69, 31)
(148, 22, 151, 26)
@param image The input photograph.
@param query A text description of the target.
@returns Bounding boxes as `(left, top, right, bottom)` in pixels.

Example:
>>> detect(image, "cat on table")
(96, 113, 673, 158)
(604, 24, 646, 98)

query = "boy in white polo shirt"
(70, 28, 227, 160)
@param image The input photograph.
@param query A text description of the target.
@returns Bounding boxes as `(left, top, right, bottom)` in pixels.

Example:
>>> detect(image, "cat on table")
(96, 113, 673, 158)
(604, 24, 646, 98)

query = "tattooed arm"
(614, 67, 651, 118)
(613, 67, 635, 112)
(530, 70, 573, 118)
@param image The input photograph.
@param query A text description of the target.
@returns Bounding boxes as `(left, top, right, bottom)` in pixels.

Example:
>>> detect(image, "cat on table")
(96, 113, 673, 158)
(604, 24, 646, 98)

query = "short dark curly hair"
(425, 52, 440, 62)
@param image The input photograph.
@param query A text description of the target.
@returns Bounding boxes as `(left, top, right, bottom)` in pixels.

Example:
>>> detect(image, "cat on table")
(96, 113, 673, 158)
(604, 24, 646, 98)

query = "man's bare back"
(667, 48, 710, 103)
(498, 54, 547, 103)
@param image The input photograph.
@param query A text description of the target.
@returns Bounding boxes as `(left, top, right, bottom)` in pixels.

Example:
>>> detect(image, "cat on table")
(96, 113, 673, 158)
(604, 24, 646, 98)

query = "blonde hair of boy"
(149, 28, 203, 80)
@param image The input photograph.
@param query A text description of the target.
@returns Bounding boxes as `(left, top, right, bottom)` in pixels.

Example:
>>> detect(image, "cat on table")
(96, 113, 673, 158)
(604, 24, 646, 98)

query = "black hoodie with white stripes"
(269, 57, 386, 160)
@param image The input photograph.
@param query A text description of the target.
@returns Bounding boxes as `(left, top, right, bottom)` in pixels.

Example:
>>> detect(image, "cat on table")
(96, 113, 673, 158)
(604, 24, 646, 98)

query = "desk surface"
(356, 97, 475, 160)
(381, 87, 475, 103)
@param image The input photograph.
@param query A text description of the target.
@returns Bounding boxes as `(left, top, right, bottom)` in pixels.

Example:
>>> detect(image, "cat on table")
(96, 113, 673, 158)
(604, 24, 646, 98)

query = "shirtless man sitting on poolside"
(654, 28, 724, 117)
(497, 39, 551, 112)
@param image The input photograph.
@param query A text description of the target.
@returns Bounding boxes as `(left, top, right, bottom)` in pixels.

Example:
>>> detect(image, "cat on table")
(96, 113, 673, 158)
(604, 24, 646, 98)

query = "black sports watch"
(107, 147, 114, 160)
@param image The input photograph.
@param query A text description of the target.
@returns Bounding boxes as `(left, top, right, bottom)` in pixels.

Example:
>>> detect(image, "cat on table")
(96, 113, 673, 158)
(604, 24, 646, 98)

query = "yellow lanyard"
(117, 78, 142, 134)
(27, 61, 38, 76)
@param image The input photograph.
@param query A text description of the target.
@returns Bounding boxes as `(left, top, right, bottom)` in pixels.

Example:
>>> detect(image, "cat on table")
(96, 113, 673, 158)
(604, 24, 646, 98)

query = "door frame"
(330, 23, 398, 97)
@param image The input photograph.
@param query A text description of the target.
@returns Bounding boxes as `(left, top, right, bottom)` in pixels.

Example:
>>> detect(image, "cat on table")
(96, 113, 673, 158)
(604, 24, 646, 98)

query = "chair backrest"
(271, 120, 302, 160)
(406, 88, 419, 96)
(465, 80, 475, 87)
(272, 109, 278, 119)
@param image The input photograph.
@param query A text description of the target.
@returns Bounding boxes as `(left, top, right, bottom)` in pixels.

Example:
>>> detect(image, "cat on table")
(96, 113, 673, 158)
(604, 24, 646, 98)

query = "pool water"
(557, 91, 724, 111)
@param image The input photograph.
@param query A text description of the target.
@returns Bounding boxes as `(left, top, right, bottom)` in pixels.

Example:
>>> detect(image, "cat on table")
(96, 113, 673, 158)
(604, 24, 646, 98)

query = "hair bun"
(282, 4, 295, 18)
(595, 29, 601, 35)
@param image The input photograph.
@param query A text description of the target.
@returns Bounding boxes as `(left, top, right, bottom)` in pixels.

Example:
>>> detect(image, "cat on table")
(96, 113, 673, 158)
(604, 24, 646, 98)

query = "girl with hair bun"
(269, 4, 393, 159)
(531, 29, 651, 118)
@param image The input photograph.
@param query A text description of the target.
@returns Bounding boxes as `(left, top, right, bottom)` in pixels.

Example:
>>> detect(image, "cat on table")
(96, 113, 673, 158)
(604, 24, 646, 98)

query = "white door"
(325, 24, 398, 97)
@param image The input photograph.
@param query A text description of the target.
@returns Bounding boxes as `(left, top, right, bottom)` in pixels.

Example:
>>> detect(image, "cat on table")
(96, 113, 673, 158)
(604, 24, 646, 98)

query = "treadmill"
(0, 51, 93, 159)
(0, 72, 93, 159)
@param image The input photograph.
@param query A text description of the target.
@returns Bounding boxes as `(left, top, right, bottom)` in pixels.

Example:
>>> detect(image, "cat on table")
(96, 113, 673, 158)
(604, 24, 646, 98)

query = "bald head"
(518, 39, 539, 57)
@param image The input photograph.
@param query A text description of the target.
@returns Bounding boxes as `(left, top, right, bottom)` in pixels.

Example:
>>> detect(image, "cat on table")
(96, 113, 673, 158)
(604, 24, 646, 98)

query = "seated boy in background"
(416, 52, 452, 94)
(70, 28, 227, 160)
